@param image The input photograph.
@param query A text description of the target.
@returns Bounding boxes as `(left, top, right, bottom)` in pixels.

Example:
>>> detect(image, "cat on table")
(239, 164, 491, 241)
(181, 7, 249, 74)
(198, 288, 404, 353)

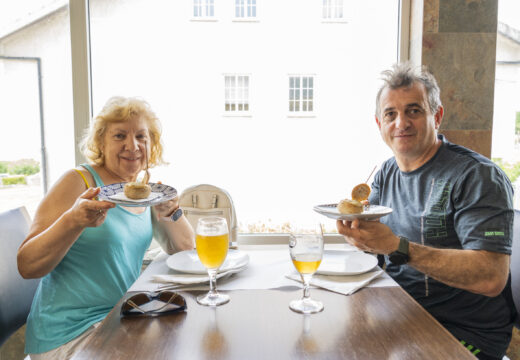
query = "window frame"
(232, 0, 258, 22)
(321, 0, 347, 23)
(287, 74, 316, 118)
(71, 0, 410, 244)
(223, 73, 252, 117)
(191, 0, 217, 22)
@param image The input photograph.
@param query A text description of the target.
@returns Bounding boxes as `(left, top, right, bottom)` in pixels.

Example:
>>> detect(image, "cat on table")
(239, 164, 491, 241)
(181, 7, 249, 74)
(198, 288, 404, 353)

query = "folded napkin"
(152, 265, 246, 285)
(285, 268, 384, 296)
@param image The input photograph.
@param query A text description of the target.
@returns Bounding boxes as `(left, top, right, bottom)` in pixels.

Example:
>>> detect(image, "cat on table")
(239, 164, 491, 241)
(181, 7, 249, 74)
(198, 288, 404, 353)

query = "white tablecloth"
(129, 244, 398, 293)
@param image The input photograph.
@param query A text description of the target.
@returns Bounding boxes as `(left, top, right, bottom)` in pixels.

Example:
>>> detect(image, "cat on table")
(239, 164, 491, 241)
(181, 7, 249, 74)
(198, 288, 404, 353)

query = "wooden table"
(73, 286, 475, 359)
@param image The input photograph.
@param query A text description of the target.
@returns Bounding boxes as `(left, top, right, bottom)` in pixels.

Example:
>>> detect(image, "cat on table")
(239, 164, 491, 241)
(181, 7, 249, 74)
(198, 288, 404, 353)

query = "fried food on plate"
(124, 182, 151, 200)
(337, 199, 363, 214)
(351, 183, 371, 202)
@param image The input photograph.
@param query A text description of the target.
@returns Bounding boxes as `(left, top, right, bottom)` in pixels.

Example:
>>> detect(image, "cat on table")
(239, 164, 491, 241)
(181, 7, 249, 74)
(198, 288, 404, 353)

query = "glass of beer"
(196, 217, 230, 306)
(289, 222, 324, 314)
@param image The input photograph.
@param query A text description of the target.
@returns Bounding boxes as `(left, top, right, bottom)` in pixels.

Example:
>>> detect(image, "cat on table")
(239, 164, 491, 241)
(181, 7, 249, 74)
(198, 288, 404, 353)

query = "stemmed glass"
(195, 217, 230, 306)
(288, 222, 324, 314)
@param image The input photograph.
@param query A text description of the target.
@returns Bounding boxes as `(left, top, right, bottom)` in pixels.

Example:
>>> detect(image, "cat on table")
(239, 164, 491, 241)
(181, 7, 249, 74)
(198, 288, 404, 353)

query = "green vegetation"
(0, 159, 40, 186)
(493, 158, 520, 184)
(2, 176, 27, 186)
(0, 159, 40, 176)
(10, 163, 40, 176)
(516, 112, 520, 135)
(9, 159, 40, 175)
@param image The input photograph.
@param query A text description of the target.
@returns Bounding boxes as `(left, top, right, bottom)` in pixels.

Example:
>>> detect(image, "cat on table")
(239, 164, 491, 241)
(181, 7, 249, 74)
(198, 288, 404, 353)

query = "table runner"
(129, 244, 398, 293)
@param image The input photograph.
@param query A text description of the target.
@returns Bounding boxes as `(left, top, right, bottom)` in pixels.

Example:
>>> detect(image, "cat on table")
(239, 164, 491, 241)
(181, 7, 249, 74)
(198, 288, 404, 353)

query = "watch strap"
(389, 236, 410, 265)
(161, 207, 183, 222)
(397, 236, 409, 255)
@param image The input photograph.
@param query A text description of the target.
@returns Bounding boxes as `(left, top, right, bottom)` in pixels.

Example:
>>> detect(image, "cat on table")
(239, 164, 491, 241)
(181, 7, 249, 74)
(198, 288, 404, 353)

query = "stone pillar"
(419, 0, 498, 158)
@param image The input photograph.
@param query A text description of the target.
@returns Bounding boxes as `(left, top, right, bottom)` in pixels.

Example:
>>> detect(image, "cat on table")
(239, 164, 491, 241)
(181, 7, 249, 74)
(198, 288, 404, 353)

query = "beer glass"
(196, 217, 230, 306)
(289, 223, 324, 314)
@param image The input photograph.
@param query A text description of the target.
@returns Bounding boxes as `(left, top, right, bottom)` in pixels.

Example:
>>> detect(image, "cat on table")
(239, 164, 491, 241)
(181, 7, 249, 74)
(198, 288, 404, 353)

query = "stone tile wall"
(420, 0, 498, 158)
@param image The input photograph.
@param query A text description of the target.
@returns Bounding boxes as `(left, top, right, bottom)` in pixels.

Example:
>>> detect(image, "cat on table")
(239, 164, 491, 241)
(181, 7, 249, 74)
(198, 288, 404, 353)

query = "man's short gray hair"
(375, 62, 442, 117)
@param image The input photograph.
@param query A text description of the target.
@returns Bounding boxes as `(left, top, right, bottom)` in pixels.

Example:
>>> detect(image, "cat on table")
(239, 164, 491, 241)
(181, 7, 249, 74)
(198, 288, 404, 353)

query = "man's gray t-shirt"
(369, 135, 515, 357)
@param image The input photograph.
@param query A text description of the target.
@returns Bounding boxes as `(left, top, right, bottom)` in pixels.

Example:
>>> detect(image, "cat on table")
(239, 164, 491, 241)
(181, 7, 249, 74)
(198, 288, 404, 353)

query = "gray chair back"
(0, 207, 39, 346)
(512, 209, 520, 328)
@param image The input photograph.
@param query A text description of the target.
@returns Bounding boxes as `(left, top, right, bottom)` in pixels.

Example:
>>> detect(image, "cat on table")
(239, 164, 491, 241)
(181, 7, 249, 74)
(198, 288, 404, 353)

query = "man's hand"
(336, 218, 399, 254)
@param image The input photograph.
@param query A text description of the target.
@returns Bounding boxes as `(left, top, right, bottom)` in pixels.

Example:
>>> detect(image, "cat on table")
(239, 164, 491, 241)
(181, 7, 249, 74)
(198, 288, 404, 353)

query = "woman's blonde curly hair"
(80, 96, 165, 167)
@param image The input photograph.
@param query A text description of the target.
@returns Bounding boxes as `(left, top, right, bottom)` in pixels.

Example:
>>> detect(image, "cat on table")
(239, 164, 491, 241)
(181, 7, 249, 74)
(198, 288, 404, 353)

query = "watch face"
(171, 208, 183, 222)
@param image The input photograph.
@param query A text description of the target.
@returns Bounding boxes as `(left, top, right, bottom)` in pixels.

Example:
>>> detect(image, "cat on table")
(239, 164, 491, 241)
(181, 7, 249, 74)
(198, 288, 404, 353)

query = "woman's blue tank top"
(25, 164, 152, 353)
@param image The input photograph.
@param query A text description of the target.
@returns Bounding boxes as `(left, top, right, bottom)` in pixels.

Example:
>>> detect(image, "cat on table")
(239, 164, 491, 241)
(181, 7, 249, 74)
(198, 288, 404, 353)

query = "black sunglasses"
(120, 291, 187, 317)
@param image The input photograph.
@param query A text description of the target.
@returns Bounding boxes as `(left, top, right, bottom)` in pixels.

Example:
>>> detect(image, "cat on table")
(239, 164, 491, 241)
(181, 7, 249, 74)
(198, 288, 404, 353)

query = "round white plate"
(166, 249, 250, 274)
(316, 250, 378, 275)
(313, 204, 392, 221)
(97, 182, 177, 207)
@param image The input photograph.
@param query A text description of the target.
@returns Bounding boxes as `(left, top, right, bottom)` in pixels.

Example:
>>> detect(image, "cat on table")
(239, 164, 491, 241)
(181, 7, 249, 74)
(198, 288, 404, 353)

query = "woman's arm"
(152, 199, 195, 254)
(17, 169, 115, 278)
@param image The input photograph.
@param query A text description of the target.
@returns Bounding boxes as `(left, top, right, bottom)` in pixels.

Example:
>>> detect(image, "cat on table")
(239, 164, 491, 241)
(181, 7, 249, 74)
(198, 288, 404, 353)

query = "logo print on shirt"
(424, 179, 450, 240)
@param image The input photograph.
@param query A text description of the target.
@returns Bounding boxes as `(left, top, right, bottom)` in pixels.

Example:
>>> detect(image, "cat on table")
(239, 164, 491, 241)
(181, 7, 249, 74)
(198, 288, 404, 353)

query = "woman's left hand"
(153, 197, 180, 219)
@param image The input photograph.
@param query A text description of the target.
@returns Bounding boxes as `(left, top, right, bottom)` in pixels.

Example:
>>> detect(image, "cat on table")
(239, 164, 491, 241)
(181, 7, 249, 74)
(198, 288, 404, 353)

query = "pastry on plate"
(351, 183, 371, 202)
(124, 182, 151, 200)
(337, 199, 363, 214)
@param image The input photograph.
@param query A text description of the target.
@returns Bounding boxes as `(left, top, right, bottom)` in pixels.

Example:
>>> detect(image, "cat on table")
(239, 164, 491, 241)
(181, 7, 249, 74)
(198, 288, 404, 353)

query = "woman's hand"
(66, 187, 116, 229)
(153, 197, 180, 220)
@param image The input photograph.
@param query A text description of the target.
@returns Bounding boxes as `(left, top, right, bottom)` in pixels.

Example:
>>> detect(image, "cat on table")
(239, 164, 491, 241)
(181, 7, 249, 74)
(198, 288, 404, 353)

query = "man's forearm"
(407, 243, 509, 297)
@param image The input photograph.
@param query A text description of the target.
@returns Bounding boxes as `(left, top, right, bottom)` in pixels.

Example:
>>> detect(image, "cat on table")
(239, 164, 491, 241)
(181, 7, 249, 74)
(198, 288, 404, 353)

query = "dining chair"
(0, 206, 40, 346)
(511, 209, 520, 328)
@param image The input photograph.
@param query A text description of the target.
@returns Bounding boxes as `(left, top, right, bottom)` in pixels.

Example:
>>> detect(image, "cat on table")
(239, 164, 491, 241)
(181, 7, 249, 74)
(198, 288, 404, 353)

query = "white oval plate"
(316, 250, 378, 275)
(166, 249, 250, 274)
(313, 204, 393, 221)
(97, 182, 177, 207)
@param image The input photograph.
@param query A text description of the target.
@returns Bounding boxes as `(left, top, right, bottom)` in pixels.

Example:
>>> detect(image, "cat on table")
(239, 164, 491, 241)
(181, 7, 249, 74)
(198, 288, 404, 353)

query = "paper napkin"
(285, 268, 384, 296)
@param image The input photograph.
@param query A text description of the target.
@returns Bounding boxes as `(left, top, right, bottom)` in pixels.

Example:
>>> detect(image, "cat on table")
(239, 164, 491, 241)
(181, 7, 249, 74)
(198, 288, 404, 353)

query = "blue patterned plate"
(313, 204, 392, 221)
(98, 182, 177, 207)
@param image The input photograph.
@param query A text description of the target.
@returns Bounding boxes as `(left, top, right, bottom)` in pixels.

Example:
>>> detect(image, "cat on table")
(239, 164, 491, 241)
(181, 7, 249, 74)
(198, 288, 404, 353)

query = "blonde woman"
(18, 96, 194, 359)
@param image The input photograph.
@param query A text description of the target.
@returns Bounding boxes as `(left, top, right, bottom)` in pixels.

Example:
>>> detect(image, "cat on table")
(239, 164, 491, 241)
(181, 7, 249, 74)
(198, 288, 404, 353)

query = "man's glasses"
(120, 291, 187, 317)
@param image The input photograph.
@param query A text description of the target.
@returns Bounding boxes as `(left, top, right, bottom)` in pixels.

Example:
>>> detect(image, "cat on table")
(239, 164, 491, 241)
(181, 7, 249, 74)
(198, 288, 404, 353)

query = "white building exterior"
(492, 22, 520, 160)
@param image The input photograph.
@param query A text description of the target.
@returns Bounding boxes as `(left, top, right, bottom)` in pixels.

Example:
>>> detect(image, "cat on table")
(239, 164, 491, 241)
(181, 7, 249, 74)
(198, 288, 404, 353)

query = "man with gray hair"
(337, 62, 515, 360)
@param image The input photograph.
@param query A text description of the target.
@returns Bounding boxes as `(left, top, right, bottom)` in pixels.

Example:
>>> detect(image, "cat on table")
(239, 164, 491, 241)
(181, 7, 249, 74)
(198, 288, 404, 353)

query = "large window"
(0, 0, 72, 217)
(0, 1, 400, 235)
(88, 0, 398, 234)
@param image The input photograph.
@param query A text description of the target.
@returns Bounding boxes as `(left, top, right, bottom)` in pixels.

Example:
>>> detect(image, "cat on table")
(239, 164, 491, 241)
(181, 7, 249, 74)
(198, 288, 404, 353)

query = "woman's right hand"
(66, 187, 116, 229)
